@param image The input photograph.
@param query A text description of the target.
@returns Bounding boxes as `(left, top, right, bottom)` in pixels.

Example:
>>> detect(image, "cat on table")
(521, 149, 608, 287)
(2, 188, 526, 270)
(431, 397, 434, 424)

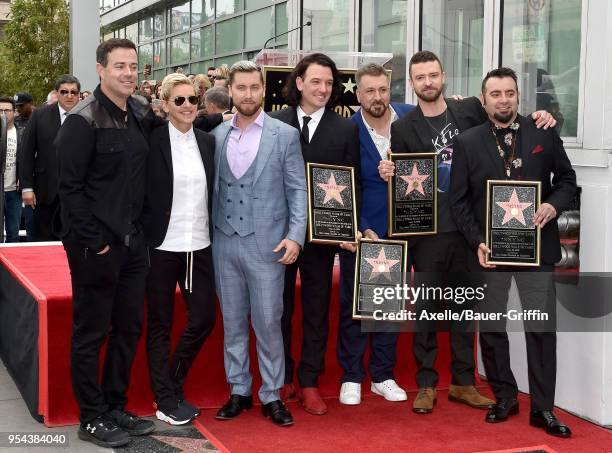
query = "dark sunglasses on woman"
(173, 95, 199, 106)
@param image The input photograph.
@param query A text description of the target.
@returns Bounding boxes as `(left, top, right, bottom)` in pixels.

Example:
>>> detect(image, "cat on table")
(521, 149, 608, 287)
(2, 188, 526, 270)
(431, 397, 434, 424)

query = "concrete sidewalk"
(0, 361, 216, 452)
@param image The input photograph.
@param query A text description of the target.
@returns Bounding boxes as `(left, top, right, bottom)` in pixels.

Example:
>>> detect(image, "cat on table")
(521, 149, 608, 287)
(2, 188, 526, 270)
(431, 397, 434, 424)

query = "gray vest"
(216, 148, 256, 237)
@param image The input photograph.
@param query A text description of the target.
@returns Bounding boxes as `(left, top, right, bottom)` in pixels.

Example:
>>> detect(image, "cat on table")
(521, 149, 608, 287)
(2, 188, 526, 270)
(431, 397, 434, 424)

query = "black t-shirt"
(422, 109, 460, 233)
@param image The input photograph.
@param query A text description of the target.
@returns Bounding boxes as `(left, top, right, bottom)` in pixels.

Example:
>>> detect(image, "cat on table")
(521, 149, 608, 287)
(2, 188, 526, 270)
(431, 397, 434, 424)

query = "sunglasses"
(173, 95, 198, 106)
(59, 89, 80, 97)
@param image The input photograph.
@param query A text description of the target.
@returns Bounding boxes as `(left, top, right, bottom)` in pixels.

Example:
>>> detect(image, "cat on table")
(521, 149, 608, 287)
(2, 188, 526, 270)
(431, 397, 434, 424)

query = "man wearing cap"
(13, 92, 34, 129)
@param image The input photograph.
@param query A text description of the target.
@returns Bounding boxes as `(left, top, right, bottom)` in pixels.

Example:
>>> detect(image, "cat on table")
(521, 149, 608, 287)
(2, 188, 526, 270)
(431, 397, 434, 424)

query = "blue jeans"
(4, 190, 22, 243)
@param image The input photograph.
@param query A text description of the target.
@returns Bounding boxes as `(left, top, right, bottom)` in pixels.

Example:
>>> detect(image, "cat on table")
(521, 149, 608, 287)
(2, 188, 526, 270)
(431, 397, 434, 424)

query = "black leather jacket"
(56, 86, 161, 251)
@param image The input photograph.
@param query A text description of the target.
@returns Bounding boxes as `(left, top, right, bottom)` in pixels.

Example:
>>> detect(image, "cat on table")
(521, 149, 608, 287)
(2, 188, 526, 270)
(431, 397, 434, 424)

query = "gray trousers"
(212, 231, 285, 404)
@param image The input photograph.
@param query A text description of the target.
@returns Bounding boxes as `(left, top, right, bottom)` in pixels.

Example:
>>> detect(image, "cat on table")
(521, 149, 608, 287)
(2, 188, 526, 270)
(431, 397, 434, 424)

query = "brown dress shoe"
(413, 387, 436, 414)
(280, 383, 298, 402)
(448, 385, 495, 409)
(300, 387, 328, 415)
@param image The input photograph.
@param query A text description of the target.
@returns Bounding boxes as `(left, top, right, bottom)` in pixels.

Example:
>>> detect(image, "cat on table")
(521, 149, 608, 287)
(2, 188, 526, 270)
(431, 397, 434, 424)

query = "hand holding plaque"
(388, 152, 437, 236)
(307, 163, 358, 244)
(486, 180, 541, 266)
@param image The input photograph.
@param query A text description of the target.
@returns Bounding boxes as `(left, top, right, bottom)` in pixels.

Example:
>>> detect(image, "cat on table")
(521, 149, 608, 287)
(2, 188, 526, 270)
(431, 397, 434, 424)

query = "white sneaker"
(371, 379, 408, 402)
(339, 382, 362, 405)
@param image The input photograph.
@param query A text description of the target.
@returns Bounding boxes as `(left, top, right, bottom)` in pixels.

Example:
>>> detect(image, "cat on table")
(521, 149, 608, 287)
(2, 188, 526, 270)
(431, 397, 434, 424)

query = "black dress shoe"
(530, 410, 572, 437)
(485, 398, 519, 423)
(262, 400, 294, 426)
(216, 395, 253, 420)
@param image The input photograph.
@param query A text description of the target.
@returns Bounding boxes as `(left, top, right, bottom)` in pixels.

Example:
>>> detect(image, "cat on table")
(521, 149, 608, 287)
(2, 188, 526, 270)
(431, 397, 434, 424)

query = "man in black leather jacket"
(55, 38, 159, 449)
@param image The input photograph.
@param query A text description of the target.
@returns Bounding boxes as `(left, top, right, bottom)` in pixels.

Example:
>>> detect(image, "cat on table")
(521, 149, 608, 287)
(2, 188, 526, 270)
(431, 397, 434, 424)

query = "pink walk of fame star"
(399, 164, 429, 196)
(495, 189, 533, 226)
(364, 248, 400, 281)
(317, 173, 347, 205)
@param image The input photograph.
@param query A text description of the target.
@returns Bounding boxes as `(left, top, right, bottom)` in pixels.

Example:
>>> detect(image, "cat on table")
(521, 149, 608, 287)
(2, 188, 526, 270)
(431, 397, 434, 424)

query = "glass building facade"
(101, 0, 583, 141)
(101, 0, 289, 83)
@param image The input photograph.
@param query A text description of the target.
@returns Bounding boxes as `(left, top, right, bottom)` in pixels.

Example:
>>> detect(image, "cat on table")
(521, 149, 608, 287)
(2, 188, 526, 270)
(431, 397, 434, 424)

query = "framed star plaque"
(387, 152, 437, 236)
(352, 238, 409, 320)
(306, 162, 358, 244)
(486, 180, 541, 266)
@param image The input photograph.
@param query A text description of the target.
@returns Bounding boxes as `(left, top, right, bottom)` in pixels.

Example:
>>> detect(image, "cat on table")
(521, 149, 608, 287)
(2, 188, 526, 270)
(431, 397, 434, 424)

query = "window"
(170, 2, 190, 34)
(274, 2, 288, 46)
(216, 16, 243, 54)
(192, 0, 215, 25)
(501, 0, 581, 137)
(421, 0, 484, 97)
(215, 53, 242, 67)
(153, 40, 166, 68)
(362, 0, 408, 102)
(138, 44, 153, 68)
(170, 33, 190, 64)
(246, 0, 272, 9)
(154, 11, 166, 38)
(139, 16, 153, 43)
(125, 22, 138, 43)
(217, 0, 243, 18)
(303, 0, 350, 51)
(191, 26, 214, 59)
(245, 8, 273, 49)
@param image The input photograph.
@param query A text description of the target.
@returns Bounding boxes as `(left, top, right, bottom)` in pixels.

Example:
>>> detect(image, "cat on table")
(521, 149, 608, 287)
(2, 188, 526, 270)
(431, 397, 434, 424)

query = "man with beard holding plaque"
(270, 53, 361, 415)
(336, 63, 414, 406)
(378, 51, 555, 415)
(450, 67, 575, 437)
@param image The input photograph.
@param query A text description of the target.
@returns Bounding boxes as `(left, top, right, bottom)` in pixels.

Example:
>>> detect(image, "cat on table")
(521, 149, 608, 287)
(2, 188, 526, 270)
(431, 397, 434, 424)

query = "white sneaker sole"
(155, 410, 192, 426)
(370, 385, 408, 402)
(339, 395, 361, 405)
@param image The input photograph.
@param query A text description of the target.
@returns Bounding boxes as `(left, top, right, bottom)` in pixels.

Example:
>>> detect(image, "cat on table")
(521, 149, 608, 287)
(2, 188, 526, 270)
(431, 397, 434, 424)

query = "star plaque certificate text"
(306, 163, 358, 244)
(352, 239, 409, 320)
(388, 152, 437, 236)
(486, 180, 542, 266)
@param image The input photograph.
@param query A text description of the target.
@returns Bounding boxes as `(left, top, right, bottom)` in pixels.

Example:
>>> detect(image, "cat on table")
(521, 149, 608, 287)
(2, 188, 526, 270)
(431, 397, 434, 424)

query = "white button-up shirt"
(362, 105, 398, 159)
(297, 105, 325, 141)
(158, 122, 210, 252)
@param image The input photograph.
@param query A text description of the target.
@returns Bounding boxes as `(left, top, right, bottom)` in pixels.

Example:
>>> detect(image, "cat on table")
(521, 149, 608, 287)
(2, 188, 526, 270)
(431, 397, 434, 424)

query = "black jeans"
(63, 231, 147, 423)
(146, 247, 216, 413)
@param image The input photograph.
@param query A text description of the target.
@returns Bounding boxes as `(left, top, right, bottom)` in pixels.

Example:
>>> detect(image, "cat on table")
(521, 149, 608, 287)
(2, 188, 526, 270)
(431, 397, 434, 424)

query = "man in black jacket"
(56, 38, 158, 448)
(380, 51, 555, 415)
(450, 67, 575, 437)
(270, 53, 361, 415)
(20, 74, 81, 241)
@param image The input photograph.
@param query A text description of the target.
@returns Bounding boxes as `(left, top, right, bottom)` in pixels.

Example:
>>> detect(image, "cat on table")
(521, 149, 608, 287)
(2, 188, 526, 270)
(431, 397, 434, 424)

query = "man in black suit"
(380, 51, 554, 414)
(450, 67, 575, 437)
(20, 74, 81, 241)
(270, 53, 361, 415)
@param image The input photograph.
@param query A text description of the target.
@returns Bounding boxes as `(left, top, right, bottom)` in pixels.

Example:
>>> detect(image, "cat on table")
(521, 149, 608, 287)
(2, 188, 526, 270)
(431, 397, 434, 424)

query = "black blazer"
(390, 97, 487, 152)
(270, 106, 362, 210)
(449, 114, 577, 265)
(142, 123, 215, 248)
(19, 102, 62, 203)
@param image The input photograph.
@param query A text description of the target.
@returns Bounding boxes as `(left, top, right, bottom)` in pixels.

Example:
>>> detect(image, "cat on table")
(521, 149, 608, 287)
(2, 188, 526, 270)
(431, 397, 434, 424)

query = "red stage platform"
(0, 245, 451, 427)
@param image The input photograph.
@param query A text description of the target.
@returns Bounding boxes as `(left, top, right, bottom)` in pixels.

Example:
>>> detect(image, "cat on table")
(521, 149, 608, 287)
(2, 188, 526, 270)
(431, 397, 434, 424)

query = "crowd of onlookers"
(0, 64, 233, 244)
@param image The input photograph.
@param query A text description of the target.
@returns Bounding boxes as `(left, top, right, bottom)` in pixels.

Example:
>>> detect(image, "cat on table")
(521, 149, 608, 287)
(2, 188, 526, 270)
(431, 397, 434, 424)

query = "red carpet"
(0, 245, 455, 426)
(194, 391, 612, 453)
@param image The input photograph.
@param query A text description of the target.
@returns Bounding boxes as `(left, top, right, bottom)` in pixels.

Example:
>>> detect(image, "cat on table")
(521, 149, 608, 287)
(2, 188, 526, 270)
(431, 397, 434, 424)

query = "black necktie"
(301, 116, 311, 143)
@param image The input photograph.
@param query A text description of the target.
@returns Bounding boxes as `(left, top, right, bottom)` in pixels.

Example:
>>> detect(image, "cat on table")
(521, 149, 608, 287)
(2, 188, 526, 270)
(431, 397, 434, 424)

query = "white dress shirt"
(58, 104, 68, 125)
(297, 105, 325, 142)
(361, 105, 398, 159)
(158, 122, 210, 252)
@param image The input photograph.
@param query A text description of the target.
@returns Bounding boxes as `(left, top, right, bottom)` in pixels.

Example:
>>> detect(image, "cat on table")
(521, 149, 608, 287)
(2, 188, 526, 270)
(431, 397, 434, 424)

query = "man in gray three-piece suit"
(211, 61, 307, 427)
